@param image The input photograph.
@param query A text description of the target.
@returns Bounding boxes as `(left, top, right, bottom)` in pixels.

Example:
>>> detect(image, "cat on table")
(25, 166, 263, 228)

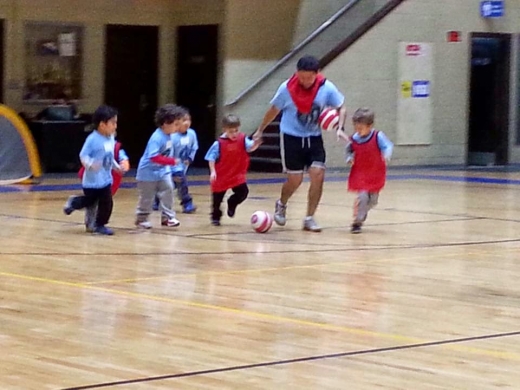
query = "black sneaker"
(94, 226, 114, 235)
(351, 223, 362, 234)
(211, 219, 221, 226)
(227, 205, 236, 218)
(63, 196, 76, 215)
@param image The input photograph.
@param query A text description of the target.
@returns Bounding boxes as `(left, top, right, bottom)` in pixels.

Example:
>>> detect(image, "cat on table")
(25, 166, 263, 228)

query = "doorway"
(468, 33, 511, 166)
(105, 25, 158, 160)
(176, 25, 219, 167)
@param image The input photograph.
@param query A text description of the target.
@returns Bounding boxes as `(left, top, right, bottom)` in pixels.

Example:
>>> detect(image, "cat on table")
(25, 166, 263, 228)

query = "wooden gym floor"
(1, 168, 520, 389)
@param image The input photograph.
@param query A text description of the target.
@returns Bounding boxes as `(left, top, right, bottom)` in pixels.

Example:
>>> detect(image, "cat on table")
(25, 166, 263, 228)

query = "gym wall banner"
(397, 42, 433, 145)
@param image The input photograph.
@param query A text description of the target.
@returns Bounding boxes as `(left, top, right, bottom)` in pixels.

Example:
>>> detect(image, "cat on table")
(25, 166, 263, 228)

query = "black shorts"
(281, 133, 326, 173)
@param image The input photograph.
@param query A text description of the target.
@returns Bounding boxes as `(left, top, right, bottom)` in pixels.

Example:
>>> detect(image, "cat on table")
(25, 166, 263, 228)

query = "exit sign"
(480, 0, 504, 18)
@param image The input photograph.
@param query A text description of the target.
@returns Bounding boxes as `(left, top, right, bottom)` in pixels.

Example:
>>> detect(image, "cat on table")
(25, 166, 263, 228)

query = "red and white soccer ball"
(318, 107, 340, 132)
(250, 210, 273, 233)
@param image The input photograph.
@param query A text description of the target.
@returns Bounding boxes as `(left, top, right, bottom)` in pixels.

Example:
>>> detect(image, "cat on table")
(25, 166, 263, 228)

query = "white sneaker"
(274, 199, 287, 226)
(135, 220, 152, 229)
(162, 217, 180, 227)
(302, 216, 321, 232)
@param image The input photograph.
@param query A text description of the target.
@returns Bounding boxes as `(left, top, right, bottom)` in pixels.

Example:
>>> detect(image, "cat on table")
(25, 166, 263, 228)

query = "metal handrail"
(320, 0, 405, 67)
(224, 0, 361, 107)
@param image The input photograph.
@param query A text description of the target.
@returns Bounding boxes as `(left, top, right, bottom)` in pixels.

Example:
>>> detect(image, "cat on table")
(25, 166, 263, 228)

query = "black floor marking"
(1, 237, 520, 257)
(372, 217, 482, 227)
(184, 217, 479, 239)
(0, 209, 519, 258)
(60, 330, 520, 390)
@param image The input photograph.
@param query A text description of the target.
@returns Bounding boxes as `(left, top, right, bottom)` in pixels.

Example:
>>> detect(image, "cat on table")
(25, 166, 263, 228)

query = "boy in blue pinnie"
(135, 104, 188, 229)
(63, 105, 127, 235)
(153, 111, 199, 213)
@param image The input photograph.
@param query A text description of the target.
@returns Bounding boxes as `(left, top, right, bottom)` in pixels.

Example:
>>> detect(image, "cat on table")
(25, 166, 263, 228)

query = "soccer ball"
(250, 211, 273, 233)
(318, 107, 340, 132)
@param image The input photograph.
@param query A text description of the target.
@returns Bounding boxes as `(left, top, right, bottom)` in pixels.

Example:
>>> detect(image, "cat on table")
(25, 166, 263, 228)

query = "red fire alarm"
(447, 31, 462, 42)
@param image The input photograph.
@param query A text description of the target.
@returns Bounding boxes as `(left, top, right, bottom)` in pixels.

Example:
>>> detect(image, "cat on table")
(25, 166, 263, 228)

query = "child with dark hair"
(63, 105, 127, 235)
(135, 104, 188, 229)
(205, 114, 262, 226)
(153, 111, 199, 213)
(79, 136, 129, 232)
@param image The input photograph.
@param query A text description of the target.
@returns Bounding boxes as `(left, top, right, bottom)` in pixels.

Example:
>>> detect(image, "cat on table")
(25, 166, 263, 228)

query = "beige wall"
(0, 0, 224, 115)
(292, 0, 346, 47)
(225, 0, 299, 60)
(323, 0, 520, 167)
(223, 0, 300, 103)
(5, 0, 520, 167)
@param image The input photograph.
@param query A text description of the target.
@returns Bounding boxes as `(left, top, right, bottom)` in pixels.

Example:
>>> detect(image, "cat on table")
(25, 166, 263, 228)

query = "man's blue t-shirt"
(271, 79, 344, 137)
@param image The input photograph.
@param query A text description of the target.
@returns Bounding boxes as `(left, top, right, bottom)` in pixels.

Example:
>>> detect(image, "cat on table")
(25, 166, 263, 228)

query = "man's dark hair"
(93, 105, 118, 128)
(155, 104, 188, 126)
(297, 55, 320, 72)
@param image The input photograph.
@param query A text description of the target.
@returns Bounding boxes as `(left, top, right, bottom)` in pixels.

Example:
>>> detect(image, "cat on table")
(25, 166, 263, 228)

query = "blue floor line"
(1, 173, 520, 193)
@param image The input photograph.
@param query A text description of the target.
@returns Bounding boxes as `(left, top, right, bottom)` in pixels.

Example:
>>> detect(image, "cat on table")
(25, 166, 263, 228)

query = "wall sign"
(480, 1, 504, 18)
(397, 42, 433, 145)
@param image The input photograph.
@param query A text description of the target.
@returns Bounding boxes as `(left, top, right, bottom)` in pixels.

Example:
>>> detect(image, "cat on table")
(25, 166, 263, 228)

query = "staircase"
(249, 115, 283, 172)
(227, 0, 405, 172)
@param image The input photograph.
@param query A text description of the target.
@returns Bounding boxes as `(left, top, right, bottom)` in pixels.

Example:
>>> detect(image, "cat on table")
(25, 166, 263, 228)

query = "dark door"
(468, 33, 510, 166)
(105, 25, 158, 161)
(176, 25, 219, 167)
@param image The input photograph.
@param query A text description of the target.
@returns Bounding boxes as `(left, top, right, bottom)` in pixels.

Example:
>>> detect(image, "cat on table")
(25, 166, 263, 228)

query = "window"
(24, 22, 83, 101)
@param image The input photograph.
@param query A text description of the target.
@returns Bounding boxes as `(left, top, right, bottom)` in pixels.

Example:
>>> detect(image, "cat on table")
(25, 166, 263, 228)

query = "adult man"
(254, 55, 346, 232)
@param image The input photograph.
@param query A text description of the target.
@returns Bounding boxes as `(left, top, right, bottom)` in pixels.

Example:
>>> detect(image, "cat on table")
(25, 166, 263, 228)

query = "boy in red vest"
(204, 114, 262, 226)
(338, 107, 393, 234)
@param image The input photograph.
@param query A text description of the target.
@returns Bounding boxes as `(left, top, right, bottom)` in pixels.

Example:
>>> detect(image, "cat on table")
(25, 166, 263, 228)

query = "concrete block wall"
(323, 0, 520, 167)
(224, 0, 394, 133)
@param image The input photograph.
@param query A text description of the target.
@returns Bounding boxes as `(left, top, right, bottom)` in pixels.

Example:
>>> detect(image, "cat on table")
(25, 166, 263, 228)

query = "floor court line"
(59, 330, 520, 390)
(1, 199, 517, 245)
(1, 270, 519, 364)
(3, 171, 520, 194)
(183, 217, 480, 239)
(83, 247, 498, 286)
(1, 236, 520, 258)
(2, 200, 518, 241)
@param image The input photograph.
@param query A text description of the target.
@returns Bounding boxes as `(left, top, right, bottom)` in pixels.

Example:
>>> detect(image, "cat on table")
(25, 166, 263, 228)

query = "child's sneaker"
(135, 220, 152, 229)
(227, 202, 236, 218)
(351, 223, 362, 234)
(85, 225, 95, 233)
(63, 196, 76, 215)
(302, 216, 321, 232)
(211, 219, 221, 226)
(94, 226, 114, 235)
(274, 199, 287, 226)
(182, 201, 197, 214)
(161, 217, 180, 227)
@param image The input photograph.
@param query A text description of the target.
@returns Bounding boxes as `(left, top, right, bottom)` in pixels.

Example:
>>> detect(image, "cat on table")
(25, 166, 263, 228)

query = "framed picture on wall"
(24, 23, 83, 101)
